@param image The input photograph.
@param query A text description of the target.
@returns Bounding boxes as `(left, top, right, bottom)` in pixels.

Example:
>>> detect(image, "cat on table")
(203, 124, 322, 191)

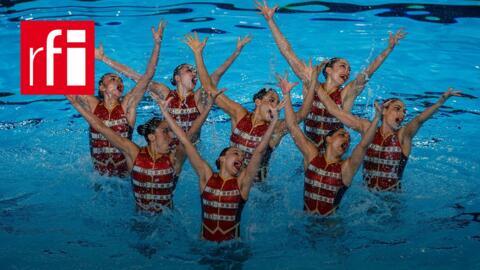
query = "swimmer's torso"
(363, 127, 408, 191)
(166, 91, 200, 132)
(304, 155, 347, 216)
(230, 112, 271, 181)
(131, 147, 177, 212)
(89, 102, 131, 177)
(201, 173, 245, 242)
(304, 89, 344, 146)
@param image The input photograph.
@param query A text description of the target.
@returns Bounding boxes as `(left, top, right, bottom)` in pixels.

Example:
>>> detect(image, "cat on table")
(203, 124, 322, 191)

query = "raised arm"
(400, 89, 462, 156)
(342, 103, 382, 186)
(342, 29, 406, 112)
(122, 21, 165, 126)
(315, 85, 370, 134)
(72, 94, 99, 113)
(96, 47, 170, 97)
(270, 61, 320, 147)
(156, 96, 212, 190)
(238, 105, 279, 199)
(96, 41, 170, 98)
(184, 33, 247, 124)
(209, 35, 251, 86)
(66, 95, 139, 169)
(293, 60, 326, 122)
(283, 82, 318, 164)
(256, 0, 308, 81)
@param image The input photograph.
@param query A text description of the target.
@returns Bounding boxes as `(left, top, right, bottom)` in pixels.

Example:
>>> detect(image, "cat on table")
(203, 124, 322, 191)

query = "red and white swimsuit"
(229, 113, 271, 181)
(166, 91, 200, 132)
(363, 128, 408, 191)
(89, 102, 131, 177)
(304, 155, 347, 216)
(131, 147, 177, 212)
(201, 173, 245, 242)
(304, 89, 344, 146)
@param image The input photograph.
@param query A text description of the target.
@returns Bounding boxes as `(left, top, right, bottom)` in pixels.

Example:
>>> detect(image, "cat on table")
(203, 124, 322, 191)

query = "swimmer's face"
(149, 121, 173, 150)
(256, 91, 279, 122)
(326, 128, 350, 156)
(99, 74, 124, 99)
(175, 65, 197, 91)
(219, 147, 245, 177)
(383, 100, 406, 130)
(326, 59, 351, 86)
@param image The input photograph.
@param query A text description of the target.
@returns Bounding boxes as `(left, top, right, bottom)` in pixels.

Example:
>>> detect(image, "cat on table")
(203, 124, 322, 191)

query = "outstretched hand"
(204, 88, 226, 109)
(153, 93, 173, 112)
(388, 28, 407, 49)
(65, 95, 77, 104)
(152, 20, 167, 43)
(236, 35, 252, 51)
(255, 0, 278, 21)
(267, 104, 281, 122)
(183, 32, 208, 54)
(275, 72, 299, 95)
(301, 58, 324, 83)
(373, 101, 384, 119)
(95, 44, 105, 60)
(441, 88, 462, 101)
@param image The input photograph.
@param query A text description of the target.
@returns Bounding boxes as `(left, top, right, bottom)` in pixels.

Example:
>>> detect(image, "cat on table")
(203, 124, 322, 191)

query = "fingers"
(277, 99, 286, 111)
(373, 101, 381, 112)
(274, 72, 283, 83)
(65, 95, 74, 103)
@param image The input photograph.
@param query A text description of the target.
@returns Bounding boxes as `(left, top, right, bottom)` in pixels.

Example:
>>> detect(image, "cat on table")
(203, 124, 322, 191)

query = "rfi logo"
(20, 21, 95, 95)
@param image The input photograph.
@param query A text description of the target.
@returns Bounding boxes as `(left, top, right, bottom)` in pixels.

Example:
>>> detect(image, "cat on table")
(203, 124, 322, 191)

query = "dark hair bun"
(137, 124, 146, 136)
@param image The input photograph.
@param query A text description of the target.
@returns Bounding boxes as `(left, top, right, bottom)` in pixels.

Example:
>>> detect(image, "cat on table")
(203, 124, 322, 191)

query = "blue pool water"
(1, 0, 479, 269)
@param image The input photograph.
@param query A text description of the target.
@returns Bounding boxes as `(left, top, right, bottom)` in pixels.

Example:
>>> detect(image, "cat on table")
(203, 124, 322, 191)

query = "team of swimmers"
(66, 2, 462, 243)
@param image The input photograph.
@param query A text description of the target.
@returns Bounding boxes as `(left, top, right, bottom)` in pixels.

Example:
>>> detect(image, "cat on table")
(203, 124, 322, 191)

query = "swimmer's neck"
(103, 95, 120, 110)
(322, 79, 342, 94)
(251, 110, 266, 126)
(218, 169, 236, 180)
(175, 84, 194, 101)
(147, 143, 169, 160)
(324, 148, 342, 164)
(380, 123, 396, 136)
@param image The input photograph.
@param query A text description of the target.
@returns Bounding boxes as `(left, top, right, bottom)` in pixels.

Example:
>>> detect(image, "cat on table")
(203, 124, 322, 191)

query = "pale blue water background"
(0, 0, 479, 269)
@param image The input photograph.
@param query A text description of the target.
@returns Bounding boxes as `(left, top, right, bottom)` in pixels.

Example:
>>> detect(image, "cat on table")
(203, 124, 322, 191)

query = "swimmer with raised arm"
(156, 88, 281, 242)
(75, 21, 165, 177)
(257, 0, 406, 146)
(96, 33, 252, 136)
(184, 32, 318, 181)
(280, 72, 382, 215)
(65, 87, 218, 212)
(311, 85, 462, 191)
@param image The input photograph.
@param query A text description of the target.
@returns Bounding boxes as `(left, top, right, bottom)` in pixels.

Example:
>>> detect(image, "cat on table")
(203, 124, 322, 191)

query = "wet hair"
(322, 127, 344, 150)
(325, 127, 342, 139)
(322, 57, 342, 79)
(137, 117, 164, 142)
(170, 63, 196, 86)
(252, 88, 278, 103)
(215, 147, 233, 170)
(97, 73, 121, 99)
(382, 98, 402, 108)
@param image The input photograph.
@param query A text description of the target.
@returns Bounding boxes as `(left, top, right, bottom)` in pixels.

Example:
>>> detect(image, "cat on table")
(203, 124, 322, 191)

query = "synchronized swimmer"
(67, 1, 463, 243)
